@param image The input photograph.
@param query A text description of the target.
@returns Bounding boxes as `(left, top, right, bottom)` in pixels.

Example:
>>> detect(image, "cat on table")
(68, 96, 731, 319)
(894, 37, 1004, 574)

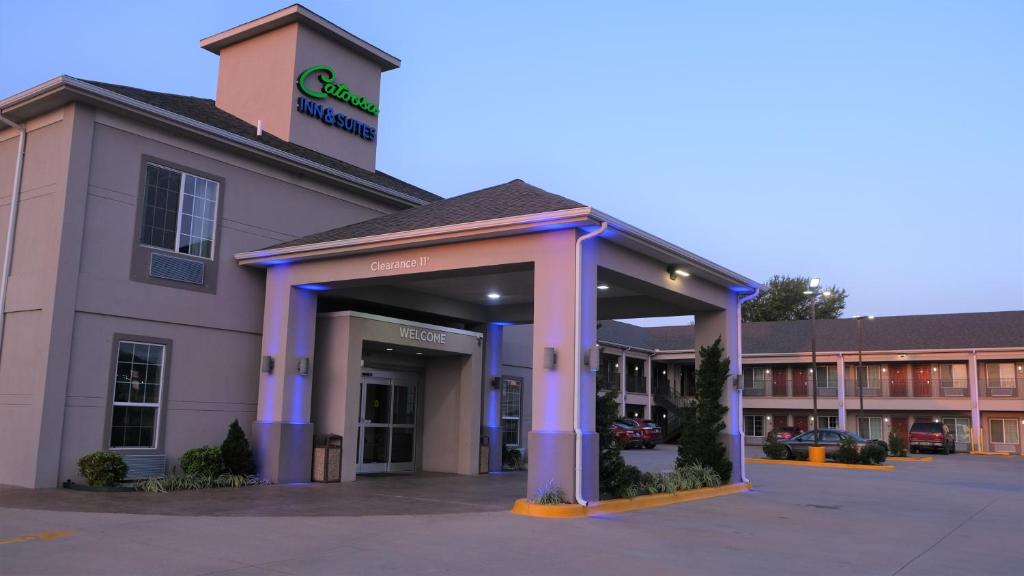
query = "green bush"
(221, 419, 255, 475)
(135, 473, 268, 492)
(597, 388, 643, 498)
(179, 446, 225, 477)
(502, 445, 523, 470)
(835, 436, 861, 464)
(78, 451, 128, 487)
(532, 480, 568, 504)
(888, 431, 908, 457)
(676, 338, 732, 482)
(626, 464, 722, 498)
(860, 442, 888, 465)
(762, 431, 788, 459)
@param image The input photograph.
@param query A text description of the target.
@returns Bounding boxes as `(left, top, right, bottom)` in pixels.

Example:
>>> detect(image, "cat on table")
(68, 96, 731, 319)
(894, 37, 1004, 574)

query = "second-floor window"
(983, 363, 1018, 389)
(812, 365, 838, 388)
(744, 367, 771, 391)
(140, 163, 220, 260)
(937, 364, 968, 388)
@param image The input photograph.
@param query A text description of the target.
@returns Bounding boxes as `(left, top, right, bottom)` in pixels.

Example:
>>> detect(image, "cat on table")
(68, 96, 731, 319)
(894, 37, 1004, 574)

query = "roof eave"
(0, 76, 427, 208)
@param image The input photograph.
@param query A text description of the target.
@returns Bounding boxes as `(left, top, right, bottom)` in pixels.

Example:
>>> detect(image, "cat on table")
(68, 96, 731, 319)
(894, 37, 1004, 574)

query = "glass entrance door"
(357, 376, 417, 474)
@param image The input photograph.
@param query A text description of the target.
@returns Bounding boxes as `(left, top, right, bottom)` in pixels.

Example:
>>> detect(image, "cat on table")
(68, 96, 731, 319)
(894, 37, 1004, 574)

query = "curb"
(887, 456, 933, 462)
(745, 458, 895, 471)
(511, 482, 751, 518)
(969, 451, 1015, 457)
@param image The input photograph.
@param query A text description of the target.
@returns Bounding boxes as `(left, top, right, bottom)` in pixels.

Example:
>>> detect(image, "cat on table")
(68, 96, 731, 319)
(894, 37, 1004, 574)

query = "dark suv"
(909, 421, 956, 454)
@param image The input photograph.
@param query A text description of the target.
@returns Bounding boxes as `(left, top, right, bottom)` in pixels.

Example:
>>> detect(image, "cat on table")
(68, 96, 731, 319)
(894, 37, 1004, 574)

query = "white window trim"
(141, 163, 220, 261)
(500, 377, 522, 448)
(819, 416, 839, 429)
(744, 414, 765, 437)
(859, 416, 883, 440)
(990, 418, 1020, 445)
(110, 340, 166, 450)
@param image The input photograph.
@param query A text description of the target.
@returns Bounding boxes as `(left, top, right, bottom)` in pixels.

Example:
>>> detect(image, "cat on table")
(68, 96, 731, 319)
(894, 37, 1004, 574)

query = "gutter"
(0, 113, 27, 359)
(573, 221, 607, 506)
(0, 76, 429, 209)
(735, 288, 761, 484)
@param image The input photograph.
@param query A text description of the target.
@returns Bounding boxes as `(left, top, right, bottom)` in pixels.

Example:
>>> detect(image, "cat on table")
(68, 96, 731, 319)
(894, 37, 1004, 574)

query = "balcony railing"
(626, 376, 647, 394)
(984, 380, 1019, 397)
(845, 385, 882, 397)
(889, 381, 908, 397)
(792, 381, 809, 396)
(772, 381, 788, 396)
(913, 381, 933, 397)
(939, 386, 969, 397)
(597, 372, 620, 391)
(653, 380, 672, 396)
(815, 386, 838, 397)
(743, 387, 766, 397)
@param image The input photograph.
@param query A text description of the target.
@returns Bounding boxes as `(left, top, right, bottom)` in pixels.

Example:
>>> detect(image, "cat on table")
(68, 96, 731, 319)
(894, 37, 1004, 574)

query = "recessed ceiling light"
(415, 352, 423, 355)
(385, 347, 394, 351)
(487, 292, 501, 300)
(597, 284, 609, 290)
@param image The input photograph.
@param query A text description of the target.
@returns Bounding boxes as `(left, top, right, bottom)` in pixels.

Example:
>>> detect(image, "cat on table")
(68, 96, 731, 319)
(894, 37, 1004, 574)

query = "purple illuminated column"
(482, 323, 504, 472)
(694, 293, 744, 485)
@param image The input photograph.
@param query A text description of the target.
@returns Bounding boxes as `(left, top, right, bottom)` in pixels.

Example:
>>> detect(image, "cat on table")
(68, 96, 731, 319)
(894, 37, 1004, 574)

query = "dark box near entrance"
(313, 434, 342, 482)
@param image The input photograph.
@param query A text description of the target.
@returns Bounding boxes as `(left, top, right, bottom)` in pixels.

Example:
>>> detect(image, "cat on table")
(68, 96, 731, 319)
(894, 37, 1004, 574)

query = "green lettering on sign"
(296, 65, 380, 116)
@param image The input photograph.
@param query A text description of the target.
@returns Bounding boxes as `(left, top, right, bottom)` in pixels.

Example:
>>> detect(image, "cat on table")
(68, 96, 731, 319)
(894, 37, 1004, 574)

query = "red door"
(913, 364, 932, 397)
(889, 365, 908, 397)
(772, 368, 788, 396)
(793, 415, 809, 433)
(890, 417, 909, 443)
(792, 367, 808, 397)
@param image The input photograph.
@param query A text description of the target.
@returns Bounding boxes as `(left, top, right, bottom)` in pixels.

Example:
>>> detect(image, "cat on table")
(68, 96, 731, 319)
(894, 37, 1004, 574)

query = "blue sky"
(2, 1, 1022, 321)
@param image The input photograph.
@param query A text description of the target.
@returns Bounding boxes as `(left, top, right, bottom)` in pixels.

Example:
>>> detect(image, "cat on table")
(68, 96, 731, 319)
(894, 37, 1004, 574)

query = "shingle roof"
(598, 311, 1024, 354)
(79, 80, 440, 205)
(266, 179, 586, 249)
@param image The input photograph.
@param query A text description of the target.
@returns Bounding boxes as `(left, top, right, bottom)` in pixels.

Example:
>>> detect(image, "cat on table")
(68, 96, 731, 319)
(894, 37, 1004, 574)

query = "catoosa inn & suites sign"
(295, 65, 379, 141)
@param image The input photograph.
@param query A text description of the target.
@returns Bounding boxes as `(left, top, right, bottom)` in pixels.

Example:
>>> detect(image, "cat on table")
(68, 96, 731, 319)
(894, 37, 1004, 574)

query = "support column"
(482, 323, 504, 472)
(619, 351, 627, 416)
(527, 230, 597, 502)
(694, 293, 744, 485)
(969, 351, 981, 451)
(837, 355, 847, 430)
(252, 266, 318, 483)
(645, 356, 654, 419)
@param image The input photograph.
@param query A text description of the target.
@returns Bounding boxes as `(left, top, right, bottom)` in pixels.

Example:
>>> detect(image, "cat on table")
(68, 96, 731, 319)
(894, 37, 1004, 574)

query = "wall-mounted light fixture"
(668, 266, 690, 280)
(544, 347, 557, 370)
(260, 355, 275, 374)
(491, 376, 501, 389)
(584, 345, 600, 372)
(297, 357, 310, 376)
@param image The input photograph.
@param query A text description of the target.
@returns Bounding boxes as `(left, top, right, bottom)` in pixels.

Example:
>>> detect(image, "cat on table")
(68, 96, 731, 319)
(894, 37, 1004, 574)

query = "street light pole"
(854, 315, 874, 435)
(811, 295, 818, 432)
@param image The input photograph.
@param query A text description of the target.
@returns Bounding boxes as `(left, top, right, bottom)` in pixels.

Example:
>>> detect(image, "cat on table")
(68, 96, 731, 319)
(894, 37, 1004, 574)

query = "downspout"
(0, 113, 27, 359)
(735, 288, 760, 484)
(574, 221, 607, 506)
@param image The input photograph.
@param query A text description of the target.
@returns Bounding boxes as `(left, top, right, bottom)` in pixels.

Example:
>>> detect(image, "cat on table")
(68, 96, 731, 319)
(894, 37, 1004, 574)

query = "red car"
(618, 418, 663, 448)
(609, 422, 644, 449)
(910, 422, 956, 454)
(771, 426, 803, 441)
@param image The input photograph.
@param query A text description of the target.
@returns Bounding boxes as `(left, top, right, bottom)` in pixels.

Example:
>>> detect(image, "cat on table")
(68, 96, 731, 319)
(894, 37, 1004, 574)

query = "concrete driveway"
(1, 450, 1022, 575)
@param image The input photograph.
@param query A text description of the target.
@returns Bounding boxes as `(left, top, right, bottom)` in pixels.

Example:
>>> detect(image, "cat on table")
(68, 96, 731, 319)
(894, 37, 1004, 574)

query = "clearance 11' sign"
(295, 65, 378, 142)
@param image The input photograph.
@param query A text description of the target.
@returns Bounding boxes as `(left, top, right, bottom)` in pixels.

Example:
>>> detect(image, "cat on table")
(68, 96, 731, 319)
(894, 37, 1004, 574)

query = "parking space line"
(0, 530, 77, 545)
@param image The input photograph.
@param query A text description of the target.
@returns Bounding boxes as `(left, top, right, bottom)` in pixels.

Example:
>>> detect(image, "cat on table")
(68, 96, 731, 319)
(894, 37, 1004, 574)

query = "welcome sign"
(295, 65, 380, 141)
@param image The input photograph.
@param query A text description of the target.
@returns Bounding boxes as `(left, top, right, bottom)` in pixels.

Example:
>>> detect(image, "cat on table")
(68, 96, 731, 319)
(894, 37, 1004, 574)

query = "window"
(110, 341, 165, 448)
(858, 417, 883, 440)
(744, 415, 765, 437)
(817, 416, 838, 429)
(625, 357, 646, 393)
(846, 365, 882, 388)
(989, 419, 1020, 445)
(938, 364, 968, 388)
(743, 367, 771, 390)
(811, 365, 838, 388)
(942, 418, 970, 444)
(140, 163, 219, 260)
(500, 377, 522, 447)
(983, 363, 1017, 388)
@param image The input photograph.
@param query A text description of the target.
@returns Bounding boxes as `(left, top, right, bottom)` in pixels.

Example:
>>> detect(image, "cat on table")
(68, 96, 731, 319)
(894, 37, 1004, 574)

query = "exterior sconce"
(491, 376, 501, 389)
(584, 345, 600, 372)
(544, 347, 557, 370)
(668, 266, 690, 280)
(260, 355, 274, 374)
(297, 357, 310, 376)
(730, 373, 745, 390)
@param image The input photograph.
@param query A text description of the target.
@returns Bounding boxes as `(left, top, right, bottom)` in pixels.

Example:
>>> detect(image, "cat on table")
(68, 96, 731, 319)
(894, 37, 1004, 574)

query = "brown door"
(772, 368, 788, 396)
(772, 414, 788, 432)
(890, 417, 909, 443)
(889, 365, 908, 397)
(913, 364, 932, 397)
(792, 367, 808, 396)
(793, 415, 809, 433)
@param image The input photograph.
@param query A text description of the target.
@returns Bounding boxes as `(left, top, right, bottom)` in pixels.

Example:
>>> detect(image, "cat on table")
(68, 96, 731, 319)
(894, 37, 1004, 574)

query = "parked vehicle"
(780, 429, 888, 459)
(771, 426, 803, 441)
(609, 422, 644, 449)
(618, 418, 664, 448)
(909, 422, 956, 454)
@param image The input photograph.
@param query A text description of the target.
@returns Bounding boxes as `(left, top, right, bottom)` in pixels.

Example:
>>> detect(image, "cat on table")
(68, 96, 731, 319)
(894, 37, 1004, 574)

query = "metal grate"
(122, 454, 167, 480)
(150, 252, 205, 285)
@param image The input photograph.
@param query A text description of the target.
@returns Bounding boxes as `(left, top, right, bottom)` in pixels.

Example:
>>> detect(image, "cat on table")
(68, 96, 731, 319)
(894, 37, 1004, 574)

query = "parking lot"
(1, 448, 1021, 575)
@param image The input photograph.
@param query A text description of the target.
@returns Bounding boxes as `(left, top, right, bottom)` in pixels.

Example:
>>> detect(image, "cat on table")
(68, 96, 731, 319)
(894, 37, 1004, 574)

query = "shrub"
(502, 445, 523, 470)
(762, 431, 788, 459)
(179, 446, 225, 477)
(532, 480, 568, 504)
(597, 388, 643, 498)
(676, 338, 732, 482)
(860, 442, 888, 465)
(625, 464, 722, 498)
(135, 473, 269, 492)
(221, 419, 255, 475)
(887, 431, 908, 457)
(78, 451, 128, 487)
(835, 436, 861, 464)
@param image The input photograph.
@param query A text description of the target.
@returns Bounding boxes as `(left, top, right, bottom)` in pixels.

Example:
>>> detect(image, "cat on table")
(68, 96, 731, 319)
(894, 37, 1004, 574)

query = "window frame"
(744, 414, 765, 437)
(858, 416, 883, 440)
(989, 418, 1020, 445)
(130, 156, 225, 294)
(500, 376, 523, 448)
(105, 335, 172, 453)
(139, 162, 221, 261)
(818, 415, 839, 429)
(812, 365, 839, 388)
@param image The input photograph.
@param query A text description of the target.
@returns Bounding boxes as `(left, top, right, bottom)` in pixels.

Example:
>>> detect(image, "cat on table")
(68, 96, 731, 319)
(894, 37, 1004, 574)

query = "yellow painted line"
(0, 530, 76, 546)
(887, 456, 933, 462)
(511, 482, 752, 518)
(745, 457, 895, 471)
(969, 451, 1014, 457)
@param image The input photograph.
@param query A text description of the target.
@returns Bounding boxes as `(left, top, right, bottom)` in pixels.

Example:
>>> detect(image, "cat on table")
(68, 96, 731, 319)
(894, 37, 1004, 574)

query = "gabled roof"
(79, 80, 439, 204)
(598, 311, 1024, 354)
(266, 179, 584, 249)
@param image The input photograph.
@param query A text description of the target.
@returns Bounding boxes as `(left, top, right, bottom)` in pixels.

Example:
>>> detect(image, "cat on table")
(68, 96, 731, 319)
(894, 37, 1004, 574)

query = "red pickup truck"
(909, 421, 956, 454)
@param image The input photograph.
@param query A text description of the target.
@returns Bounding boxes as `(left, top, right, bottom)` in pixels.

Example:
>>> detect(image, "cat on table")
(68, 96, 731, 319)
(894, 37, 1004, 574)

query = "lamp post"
(804, 278, 832, 432)
(852, 315, 875, 433)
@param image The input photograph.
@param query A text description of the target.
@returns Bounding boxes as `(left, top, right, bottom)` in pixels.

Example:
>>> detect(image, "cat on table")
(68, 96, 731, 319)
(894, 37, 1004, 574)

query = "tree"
(597, 388, 641, 499)
(742, 275, 847, 322)
(676, 337, 732, 482)
(221, 419, 255, 475)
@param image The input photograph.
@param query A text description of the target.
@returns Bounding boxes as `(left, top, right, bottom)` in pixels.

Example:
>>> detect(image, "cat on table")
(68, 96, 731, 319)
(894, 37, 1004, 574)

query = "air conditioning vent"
(150, 252, 205, 285)
(122, 454, 166, 480)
